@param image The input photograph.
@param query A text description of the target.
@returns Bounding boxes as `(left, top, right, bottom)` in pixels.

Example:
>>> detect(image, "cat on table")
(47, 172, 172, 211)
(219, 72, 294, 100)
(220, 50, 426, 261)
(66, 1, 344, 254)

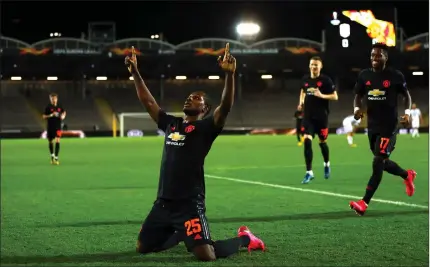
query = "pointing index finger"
(131, 46, 136, 56)
(223, 43, 230, 61)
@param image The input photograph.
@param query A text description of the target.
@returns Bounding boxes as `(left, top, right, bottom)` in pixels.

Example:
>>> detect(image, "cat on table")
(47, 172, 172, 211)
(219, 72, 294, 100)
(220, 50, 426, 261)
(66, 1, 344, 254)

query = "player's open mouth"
(184, 103, 191, 107)
(372, 60, 378, 65)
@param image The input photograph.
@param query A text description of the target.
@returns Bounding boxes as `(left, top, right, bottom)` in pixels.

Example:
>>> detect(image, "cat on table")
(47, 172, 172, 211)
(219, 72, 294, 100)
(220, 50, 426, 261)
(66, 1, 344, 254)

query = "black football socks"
(304, 138, 313, 171)
(213, 236, 250, 258)
(55, 142, 60, 158)
(319, 142, 329, 163)
(296, 131, 301, 142)
(158, 232, 251, 258)
(49, 142, 54, 155)
(363, 157, 385, 204)
(384, 159, 408, 179)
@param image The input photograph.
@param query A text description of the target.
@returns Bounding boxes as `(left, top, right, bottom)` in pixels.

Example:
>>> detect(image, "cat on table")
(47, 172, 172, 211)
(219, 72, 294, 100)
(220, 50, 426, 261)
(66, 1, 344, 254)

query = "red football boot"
(404, 170, 417, 197)
(349, 200, 368, 216)
(237, 226, 265, 252)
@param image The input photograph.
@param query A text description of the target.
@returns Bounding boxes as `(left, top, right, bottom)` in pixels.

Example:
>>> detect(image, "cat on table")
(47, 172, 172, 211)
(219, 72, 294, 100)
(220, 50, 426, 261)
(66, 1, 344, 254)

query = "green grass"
(1, 135, 429, 266)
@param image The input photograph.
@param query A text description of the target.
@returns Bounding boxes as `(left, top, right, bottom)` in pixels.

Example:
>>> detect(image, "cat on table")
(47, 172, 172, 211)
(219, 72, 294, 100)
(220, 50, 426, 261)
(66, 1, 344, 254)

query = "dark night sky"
(1, 1, 429, 45)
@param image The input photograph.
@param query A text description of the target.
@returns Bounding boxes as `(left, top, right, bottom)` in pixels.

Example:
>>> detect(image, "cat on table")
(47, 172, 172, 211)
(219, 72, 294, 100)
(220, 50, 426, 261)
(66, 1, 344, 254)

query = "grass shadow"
(0, 250, 195, 264)
(37, 209, 428, 228)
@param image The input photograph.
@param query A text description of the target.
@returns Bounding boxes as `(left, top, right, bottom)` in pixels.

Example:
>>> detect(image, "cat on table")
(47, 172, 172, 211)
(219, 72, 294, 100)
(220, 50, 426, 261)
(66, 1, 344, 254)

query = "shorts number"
(184, 218, 202, 236)
(379, 137, 390, 153)
(379, 138, 390, 150)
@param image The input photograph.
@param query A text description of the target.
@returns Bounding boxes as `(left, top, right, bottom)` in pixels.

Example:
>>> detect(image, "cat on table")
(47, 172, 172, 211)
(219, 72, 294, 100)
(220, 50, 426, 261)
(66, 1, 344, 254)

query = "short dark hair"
(372, 43, 389, 56)
(49, 93, 58, 97)
(310, 56, 323, 63)
(191, 91, 212, 117)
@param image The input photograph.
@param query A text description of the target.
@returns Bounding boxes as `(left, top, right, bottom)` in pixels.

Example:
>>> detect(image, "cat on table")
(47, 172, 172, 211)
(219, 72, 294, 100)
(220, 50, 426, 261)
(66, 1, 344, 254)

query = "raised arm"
(125, 46, 161, 124)
(213, 43, 236, 127)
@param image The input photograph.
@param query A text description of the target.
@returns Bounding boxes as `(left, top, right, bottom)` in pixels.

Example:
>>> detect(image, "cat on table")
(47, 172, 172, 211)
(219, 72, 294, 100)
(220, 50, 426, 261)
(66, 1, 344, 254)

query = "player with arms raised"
(349, 43, 417, 216)
(42, 93, 66, 165)
(125, 44, 264, 261)
(298, 56, 338, 184)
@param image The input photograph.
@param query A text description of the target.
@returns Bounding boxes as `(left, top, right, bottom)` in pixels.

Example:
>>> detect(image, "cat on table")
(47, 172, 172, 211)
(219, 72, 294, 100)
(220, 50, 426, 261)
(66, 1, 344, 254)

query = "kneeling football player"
(126, 44, 265, 261)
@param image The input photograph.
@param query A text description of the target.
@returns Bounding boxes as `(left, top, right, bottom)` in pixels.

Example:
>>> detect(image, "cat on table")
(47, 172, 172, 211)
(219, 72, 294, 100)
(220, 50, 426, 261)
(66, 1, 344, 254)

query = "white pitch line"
(207, 160, 430, 172)
(208, 162, 362, 171)
(206, 174, 429, 209)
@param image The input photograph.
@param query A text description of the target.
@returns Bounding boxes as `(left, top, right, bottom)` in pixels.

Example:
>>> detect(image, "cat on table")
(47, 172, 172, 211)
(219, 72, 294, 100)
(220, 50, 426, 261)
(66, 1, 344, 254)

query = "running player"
(410, 103, 422, 138)
(42, 93, 66, 165)
(125, 44, 264, 261)
(342, 114, 361, 147)
(349, 43, 417, 215)
(298, 56, 339, 184)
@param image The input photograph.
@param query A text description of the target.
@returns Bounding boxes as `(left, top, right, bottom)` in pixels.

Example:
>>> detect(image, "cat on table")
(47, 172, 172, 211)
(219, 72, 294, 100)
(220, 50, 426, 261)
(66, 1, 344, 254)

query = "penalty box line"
(205, 174, 429, 210)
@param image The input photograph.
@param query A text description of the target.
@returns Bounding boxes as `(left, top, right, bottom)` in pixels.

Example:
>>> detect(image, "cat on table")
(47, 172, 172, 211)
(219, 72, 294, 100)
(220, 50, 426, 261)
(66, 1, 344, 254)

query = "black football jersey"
(354, 67, 408, 134)
(301, 74, 335, 120)
(44, 104, 66, 130)
(156, 110, 223, 200)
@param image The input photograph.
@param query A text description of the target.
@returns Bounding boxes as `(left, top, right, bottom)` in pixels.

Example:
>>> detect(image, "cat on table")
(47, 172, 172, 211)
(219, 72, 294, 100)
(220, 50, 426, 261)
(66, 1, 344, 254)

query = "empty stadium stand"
(1, 96, 41, 132)
(1, 80, 428, 132)
(29, 94, 108, 131)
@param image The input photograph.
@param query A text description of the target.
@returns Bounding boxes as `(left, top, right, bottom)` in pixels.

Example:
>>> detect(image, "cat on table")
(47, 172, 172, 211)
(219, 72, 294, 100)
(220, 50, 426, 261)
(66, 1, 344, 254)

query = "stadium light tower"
(236, 22, 260, 42)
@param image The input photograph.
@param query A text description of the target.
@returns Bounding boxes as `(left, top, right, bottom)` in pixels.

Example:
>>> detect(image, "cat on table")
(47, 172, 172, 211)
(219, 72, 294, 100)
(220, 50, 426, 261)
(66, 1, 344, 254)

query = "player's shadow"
(0, 249, 194, 264)
(210, 209, 428, 223)
(82, 185, 154, 191)
(39, 209, 427, 228)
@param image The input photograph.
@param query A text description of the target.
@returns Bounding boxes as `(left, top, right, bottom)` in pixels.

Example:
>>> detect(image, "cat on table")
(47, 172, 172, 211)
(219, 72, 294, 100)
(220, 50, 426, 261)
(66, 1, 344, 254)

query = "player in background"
(125, 44, 264, 262)
(298, 56, 338, 184)
(294, 106, 305, 146)
(410, 103, 422, 138)
(342, 115, 361, 147)
(349, 43, 417, 216)
(42, 93, 66, 165)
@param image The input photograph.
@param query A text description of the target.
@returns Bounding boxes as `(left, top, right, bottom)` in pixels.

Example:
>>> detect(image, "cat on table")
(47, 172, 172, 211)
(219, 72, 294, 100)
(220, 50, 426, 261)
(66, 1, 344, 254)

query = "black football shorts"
(47, 128, 62, 140)
(302, 117, 329, 141)
(368, 131, 397, 158)
(137, 199, 212, 253)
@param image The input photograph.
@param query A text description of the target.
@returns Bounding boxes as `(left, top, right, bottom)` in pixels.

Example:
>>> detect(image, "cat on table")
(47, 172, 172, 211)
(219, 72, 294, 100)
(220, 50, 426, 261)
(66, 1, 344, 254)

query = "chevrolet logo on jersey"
(168, 132, 185, 141)
(306, 87, 316, 95)
(166, 132, 186, 146)
(368, 89, 385, 96)
(368, 89, 386, 100)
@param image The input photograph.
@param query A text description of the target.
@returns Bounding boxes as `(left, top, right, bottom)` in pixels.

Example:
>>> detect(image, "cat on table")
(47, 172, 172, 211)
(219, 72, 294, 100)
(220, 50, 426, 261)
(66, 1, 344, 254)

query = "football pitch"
(1, 135, 429, 266)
